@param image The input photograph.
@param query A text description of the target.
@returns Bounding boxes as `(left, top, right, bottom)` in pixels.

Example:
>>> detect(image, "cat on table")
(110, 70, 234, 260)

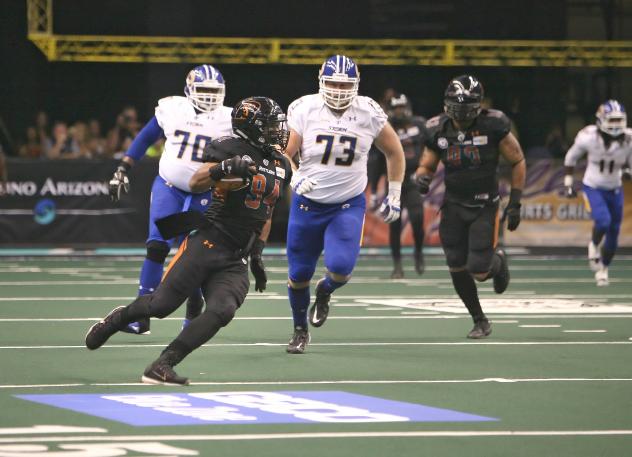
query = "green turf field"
(0, 253, 631, 457)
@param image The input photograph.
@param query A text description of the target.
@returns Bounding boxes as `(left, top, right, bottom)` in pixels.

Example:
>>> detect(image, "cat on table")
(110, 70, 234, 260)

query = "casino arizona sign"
(0, 178, 109, 197)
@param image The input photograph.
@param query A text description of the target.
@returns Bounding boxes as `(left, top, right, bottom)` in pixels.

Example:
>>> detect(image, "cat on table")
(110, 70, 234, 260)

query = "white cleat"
(588, 241, 602, 272)
(595, 267, 609, 287)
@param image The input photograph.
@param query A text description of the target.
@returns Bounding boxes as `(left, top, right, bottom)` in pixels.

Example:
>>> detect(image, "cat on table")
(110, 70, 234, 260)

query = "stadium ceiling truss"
(27, 0, 632, 67)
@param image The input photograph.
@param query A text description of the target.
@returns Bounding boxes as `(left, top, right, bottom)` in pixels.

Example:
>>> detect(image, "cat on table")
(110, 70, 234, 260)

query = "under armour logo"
(347, 116, 357, 121)
(299, 204, 309, 211)
(342, 203, 350, 209)
(203, 240, 214, 248)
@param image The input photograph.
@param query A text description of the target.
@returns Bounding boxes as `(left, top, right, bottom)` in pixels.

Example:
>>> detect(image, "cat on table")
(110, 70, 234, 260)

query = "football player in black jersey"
(85, 97, 293, 384)
(386, 93, 428, 278)
(413, 75, 526, 338)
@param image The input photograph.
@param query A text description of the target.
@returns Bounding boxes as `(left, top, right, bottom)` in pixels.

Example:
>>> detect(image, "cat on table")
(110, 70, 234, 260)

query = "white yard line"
(2, 377, 632, 389)
(1, 429, 632, 443)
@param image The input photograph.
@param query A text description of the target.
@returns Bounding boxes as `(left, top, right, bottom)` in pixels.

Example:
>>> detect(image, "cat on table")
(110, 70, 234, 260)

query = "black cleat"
(308, 279, 331, 328)
(414, 250, 425, 275)
(493, 249, 510, 294)
(85, 306, 126, 350)
(286, 327, 311, 354)
(390, 260, 404, 279)
(467, 319, 492, 339)
(141, 360, 190, 386)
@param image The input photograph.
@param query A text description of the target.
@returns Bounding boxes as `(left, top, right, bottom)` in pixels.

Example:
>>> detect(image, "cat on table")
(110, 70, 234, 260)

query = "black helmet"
(231, 96, 289, 153)
(387, 93, 413, 125)
(444, 75, 484, 122)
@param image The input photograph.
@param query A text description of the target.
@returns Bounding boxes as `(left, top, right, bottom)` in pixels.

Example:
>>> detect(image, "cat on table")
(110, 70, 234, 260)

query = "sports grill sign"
(0, 158, 157, 243)
(17, 391, 496, 426)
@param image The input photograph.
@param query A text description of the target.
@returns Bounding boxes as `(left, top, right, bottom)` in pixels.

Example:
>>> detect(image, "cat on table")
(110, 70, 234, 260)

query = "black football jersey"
(394, 116, 428, 176)
(425, 109, 511, 203)
(203, 137, 292, 247)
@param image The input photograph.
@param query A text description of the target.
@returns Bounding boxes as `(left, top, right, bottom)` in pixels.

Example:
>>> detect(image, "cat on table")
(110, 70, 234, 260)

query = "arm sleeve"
(564, 136, 587, 167)
(124, 116, 164, 161)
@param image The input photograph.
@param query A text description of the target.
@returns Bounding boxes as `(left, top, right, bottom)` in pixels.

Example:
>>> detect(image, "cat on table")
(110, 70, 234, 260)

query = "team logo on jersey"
(263, 159, 269, 166)
(438, 137, 449, 149)
(473, 135, 488, 146)
(276, 167, 286, 178)
(457, 132, 466, 142)
(201, 199, 209, 206)
(242, 155, 253, 163)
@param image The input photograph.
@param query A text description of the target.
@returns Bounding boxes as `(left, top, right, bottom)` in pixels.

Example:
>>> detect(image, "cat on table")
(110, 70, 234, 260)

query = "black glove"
(209, 156, 255, 181)
(249, 238, 267, 292)
(413, 174, 432, 195)
(563, 185, 578, 198)
(502, 188, 522, 231)
(108, 162, 130, 202)
(623, 167, 631, 181)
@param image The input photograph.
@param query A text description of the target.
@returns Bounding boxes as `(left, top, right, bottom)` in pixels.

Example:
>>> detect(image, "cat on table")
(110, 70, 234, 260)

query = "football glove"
(413, 174, 432, 195)
(109, 163, 130, 202)
(290, 175, 318, 195)
(378, 181, 402, 223)
(249, 238, 267, 292)
(502, 188, 522, 231)
(209, 156, 256, 181)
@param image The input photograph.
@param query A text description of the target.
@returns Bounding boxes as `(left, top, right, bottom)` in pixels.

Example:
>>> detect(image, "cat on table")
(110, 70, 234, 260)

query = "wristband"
(208, 163, 226, 182)
(388, 181, 402, 200)
(509, 188, 522, 207)
(118, 161, 132, 172)
(563, 175, 573, 187)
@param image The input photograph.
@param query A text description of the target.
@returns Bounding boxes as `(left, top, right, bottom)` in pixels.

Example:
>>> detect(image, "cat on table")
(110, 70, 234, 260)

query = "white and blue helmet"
(184, 65, 226, 113)
(318, 54, 360, 110)
(596, 100, 627, 136)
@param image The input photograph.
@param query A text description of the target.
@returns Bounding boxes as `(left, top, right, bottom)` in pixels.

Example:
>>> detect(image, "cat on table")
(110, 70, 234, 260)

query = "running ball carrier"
(85, 97, 293, 385)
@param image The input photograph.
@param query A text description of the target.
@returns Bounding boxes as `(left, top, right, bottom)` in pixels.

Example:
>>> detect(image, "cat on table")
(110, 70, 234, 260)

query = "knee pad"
(466, 249, 494, 276)
(289, 263, 316, 284)
(146, 240, 170, 264)
(209, 301, 238, 327)
(444, 247, 467, 269)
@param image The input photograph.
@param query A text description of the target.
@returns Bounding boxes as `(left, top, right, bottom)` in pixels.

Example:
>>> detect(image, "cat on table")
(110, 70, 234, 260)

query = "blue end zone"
(17, 391, 497, 426)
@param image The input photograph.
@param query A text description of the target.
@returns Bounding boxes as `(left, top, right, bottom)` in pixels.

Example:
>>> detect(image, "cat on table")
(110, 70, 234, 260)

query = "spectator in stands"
(88, 119, 107, 156)
(35, 110, 50, 147)
(18, 126, 43, 159)
(107, 106, 140, 158)
(44, 121, 79, 159)
(70, 121, 95, 158)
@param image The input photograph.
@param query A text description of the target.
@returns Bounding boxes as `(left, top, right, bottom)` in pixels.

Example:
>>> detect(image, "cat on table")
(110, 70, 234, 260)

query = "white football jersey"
(564, 125, 632, 190)
(287, 93, 387, 203)
(156, 96, 233, 192)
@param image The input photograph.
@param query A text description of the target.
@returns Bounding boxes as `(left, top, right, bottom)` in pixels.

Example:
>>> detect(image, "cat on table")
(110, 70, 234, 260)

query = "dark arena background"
(0, 1, 631, 456)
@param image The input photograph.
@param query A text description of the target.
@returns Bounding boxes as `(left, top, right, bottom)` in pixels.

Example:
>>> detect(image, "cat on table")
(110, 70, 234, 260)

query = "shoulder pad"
(202, 138, 236, 163)
(356, 96, 387, 117)
(575, 125, 597, 143)
(426, 115, 442, 128)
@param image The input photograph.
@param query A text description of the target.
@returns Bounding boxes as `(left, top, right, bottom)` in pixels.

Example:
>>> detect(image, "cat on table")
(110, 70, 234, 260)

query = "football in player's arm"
(107, 65, 233, 335)
(563, 100, 632, 286)
(85, 97, 292, 385)
(413, 75, 526, 339)
(284, 54, 405, 354)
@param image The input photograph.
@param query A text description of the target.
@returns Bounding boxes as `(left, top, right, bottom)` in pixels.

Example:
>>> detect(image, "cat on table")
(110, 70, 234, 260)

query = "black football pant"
(125, 228, 249, 352)
(439, 201, 500, 274)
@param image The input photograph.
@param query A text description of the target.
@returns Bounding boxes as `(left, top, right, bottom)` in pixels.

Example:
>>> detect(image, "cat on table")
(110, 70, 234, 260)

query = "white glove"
(290, 175, 318, 195)
(378, 181, 401, 223)
(109, 165, 130, 202)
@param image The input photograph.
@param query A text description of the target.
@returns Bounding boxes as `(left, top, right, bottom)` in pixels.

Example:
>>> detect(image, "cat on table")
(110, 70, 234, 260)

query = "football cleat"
(141, 360, 190, 386)
(121, 318, 151, 335)
(286, 327, 311, 354)
(85, 306, 126, 350)
(467, 319, 492, 339)
(308, 279, 331, 328)
(595, 267, 609, 287)
(414, 250, 425, 275)
(390, 260, 404, 279)
(493, 249, 510, 294)
(588, 241, 602, 272)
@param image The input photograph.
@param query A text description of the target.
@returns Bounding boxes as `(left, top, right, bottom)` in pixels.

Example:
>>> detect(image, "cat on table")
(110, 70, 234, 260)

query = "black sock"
(601, 248, 615, 266)
(177, 310, 224, 351)
(160, 339, 193, 366)
(123, 295, 152, 322)
(592, 227, 606, 246)
(450, 270, 486, 322)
